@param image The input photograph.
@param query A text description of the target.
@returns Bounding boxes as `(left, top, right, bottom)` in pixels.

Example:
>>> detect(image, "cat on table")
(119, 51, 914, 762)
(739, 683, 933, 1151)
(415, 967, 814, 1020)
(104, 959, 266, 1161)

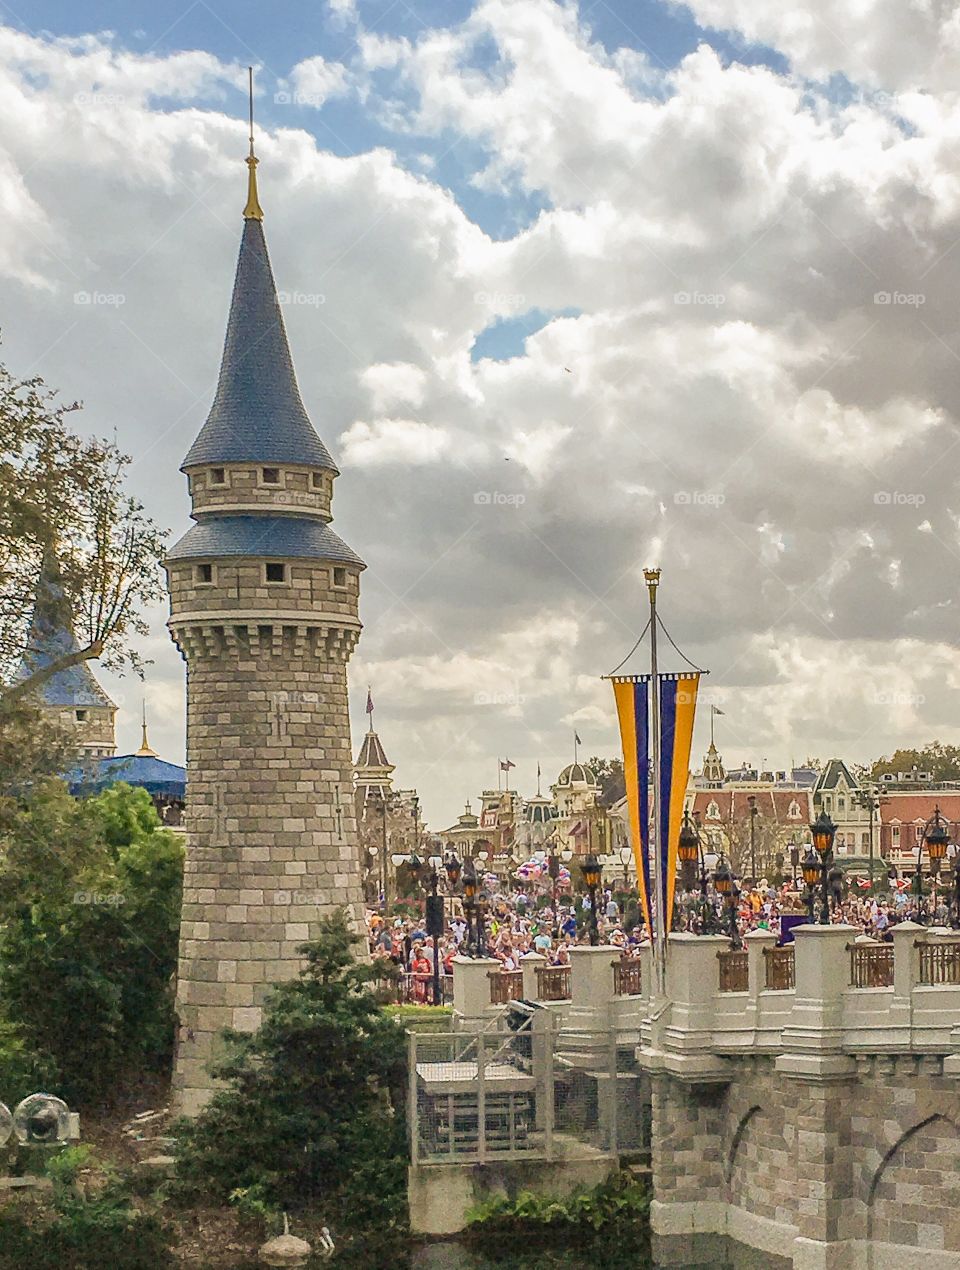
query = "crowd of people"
(367, 871, 955, 1002)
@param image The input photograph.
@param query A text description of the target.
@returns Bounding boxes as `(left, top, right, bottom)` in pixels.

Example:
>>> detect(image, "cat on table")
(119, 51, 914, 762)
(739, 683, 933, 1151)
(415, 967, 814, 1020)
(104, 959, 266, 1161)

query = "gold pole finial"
(136, 697, 158, 757)
(243, 66, 264, 221)
(643, 567, 661, 604)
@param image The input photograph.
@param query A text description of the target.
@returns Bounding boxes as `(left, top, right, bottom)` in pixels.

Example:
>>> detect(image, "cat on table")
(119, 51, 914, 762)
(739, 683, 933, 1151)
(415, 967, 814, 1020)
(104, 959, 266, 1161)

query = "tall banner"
(612, 672, 701, 935)
(613, 678, 651, 928)
(658, 675, 700, 931)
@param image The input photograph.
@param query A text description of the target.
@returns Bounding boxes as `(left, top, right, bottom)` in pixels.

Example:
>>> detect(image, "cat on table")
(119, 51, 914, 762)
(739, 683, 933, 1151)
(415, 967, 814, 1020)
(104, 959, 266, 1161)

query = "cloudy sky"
(5, 0, 960, 827)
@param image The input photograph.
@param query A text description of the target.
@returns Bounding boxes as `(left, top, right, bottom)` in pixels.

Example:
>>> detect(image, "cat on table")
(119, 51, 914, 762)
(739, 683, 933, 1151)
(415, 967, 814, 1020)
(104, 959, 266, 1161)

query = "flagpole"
(710, 704, 715, 748)
(645, 567, 667, 1000)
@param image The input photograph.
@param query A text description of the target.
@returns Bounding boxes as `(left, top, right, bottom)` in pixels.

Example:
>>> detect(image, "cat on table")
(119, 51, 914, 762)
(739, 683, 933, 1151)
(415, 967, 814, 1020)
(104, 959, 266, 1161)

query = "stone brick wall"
(168, 559, 359, 622)
(653, 1052, 960, 1262)
(186, 463, 333, 520)
(651, 1074, 725, 1207)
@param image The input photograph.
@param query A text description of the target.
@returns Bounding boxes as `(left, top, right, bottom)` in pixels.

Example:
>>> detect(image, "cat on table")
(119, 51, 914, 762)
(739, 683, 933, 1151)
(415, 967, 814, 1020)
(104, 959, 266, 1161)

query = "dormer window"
(195, 563, 214, 585)
(261, 467, 281, 485)
(210, 467, 226, 486)
(332, 567, 347, 588)
(788, 800, 801, 819)
(706, 799, 720, 820)
(265, 562, 286, 583)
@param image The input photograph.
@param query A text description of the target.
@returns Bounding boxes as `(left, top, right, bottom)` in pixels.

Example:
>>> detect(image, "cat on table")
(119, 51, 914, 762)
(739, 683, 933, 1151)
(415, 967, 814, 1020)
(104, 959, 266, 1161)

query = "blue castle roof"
(182, 218, 339, 473)
(16, 550, 115, 710)
(167, 515, 365, 567)
(67, 753, 186, 799)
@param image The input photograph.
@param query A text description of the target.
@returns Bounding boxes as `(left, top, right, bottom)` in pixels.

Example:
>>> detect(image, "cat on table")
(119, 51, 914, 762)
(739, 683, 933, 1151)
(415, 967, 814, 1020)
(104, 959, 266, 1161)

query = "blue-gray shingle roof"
(67, 753, 186, 798)
(182, 219, 339, 473)
(16, 549, 116, 710)
(167, 515, 365, 568)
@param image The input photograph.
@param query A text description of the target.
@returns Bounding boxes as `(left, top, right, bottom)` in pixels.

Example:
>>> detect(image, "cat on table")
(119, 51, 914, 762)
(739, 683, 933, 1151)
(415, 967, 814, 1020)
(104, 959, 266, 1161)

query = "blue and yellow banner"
(612, 673, 701, 935)
(613, 678, 651, 928)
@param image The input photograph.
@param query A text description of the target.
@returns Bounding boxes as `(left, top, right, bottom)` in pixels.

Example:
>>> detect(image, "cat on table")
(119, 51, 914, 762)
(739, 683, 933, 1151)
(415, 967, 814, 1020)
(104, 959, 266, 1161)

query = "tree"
(174, 912, 408, 1260)
(870, 743, 960, 783)
(587, 755, 625, 804)
(0, 360, 167, 706)
(0, 782, 183, 1104)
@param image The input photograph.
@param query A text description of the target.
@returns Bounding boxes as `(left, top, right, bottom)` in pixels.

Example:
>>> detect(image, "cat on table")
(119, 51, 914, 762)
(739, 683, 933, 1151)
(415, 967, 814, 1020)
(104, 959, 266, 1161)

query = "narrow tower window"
(210, 467, 226, 486)
(265, 562, 286, 583)
(196, 563, 214, 585)
(333, 567, 347, 588)
(311, 472, 324, 489)
(261, 467, 281, 485)
(75, 709, 87, 722)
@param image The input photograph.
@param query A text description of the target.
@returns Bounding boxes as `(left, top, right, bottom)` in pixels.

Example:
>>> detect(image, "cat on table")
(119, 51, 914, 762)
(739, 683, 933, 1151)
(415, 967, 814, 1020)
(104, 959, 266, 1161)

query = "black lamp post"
(810, 811, 838, 926)
(801, 848, 820, 923)
(423, 852, 444, 1005)
(581, 853, 603, 946)
(923, 807, 948, 925)
(747, 794, 759, 886)
(713, 856, 740, 948)
(547, 849, 561, 940)
(678, 812, 701, 929)
(462, 856, 478, 957)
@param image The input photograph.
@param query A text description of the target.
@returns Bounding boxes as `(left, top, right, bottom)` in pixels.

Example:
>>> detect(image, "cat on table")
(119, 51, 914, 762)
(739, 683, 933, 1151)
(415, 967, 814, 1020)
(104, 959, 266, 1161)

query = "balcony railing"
(535, 965, 571, 1001)
(918, 939, 960, 985)
(717, 949, 748, 992)
(849, 943, 894, 988)
(763, 945, 795, 990)
(488, 970, 524, 1005)
(612, 958, 642, 996)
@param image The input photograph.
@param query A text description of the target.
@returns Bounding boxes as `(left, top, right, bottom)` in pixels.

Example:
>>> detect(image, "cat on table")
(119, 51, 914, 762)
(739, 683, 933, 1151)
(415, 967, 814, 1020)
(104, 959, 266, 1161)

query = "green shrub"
(174, 911, 409, 1262)
(0, 1020, 60, 1107)
(465, 1171, 650, 1266)
(0, 1163, 173, 1269)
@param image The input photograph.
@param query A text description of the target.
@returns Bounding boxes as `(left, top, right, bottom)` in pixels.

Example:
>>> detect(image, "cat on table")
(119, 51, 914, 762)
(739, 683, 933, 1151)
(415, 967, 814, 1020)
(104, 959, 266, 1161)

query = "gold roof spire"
(136, 698, 158, 758)
(243, 65, 264, 221)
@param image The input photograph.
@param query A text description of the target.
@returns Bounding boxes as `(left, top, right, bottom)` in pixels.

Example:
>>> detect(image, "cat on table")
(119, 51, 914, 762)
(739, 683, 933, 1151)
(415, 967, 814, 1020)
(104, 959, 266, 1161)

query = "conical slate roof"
(182, 218, 338, 473)
(16, 549, 115, 710)
(357, 728, 391, 769)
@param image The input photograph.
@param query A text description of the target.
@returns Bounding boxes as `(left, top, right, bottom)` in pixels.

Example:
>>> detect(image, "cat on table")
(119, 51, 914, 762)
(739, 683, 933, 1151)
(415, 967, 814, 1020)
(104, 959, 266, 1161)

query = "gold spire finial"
(136, 698, 158, 757)
(243, 66, 264, 221)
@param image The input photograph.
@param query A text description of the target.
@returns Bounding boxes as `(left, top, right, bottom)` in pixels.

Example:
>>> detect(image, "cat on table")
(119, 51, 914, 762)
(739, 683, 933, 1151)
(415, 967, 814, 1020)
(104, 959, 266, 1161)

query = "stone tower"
(166, 132, 366, 1114)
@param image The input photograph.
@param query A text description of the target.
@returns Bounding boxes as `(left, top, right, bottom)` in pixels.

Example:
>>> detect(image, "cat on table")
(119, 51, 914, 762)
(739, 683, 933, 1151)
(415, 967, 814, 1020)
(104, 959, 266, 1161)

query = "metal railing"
(848, 943, 894, 988)
(717, 949, 749, 992)
(376, 972, 454, 1005)
(612, 957, 642, 996)
(535, 965, 571, 1001)
(918, 939, 960, 985)
(763, 946, 795, 990)
(488, 970, 524, 1005)
(409, 1013, 642, 1167)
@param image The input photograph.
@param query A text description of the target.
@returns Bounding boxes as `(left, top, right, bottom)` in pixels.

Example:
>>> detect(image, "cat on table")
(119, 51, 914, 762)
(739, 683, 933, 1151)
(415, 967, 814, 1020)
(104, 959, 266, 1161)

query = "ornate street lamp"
(581, 853, 603, 946)
(801, 848, 820, 924)
(713, 855, 740, 948)
(678, 812, 712, 932)
(810, 811, 837, 926)
(924, 807, 949, 924)
(444, 852, 462, 890)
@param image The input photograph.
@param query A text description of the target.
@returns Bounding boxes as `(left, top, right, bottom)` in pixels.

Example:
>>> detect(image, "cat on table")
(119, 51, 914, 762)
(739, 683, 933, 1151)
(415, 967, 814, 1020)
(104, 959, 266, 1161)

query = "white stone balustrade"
(635, 923, 960, 1065)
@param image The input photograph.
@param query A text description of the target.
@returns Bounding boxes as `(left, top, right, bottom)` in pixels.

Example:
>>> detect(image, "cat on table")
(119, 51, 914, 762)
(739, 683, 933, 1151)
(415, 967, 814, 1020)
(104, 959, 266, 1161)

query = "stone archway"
(867, 1114, 960, 1254)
